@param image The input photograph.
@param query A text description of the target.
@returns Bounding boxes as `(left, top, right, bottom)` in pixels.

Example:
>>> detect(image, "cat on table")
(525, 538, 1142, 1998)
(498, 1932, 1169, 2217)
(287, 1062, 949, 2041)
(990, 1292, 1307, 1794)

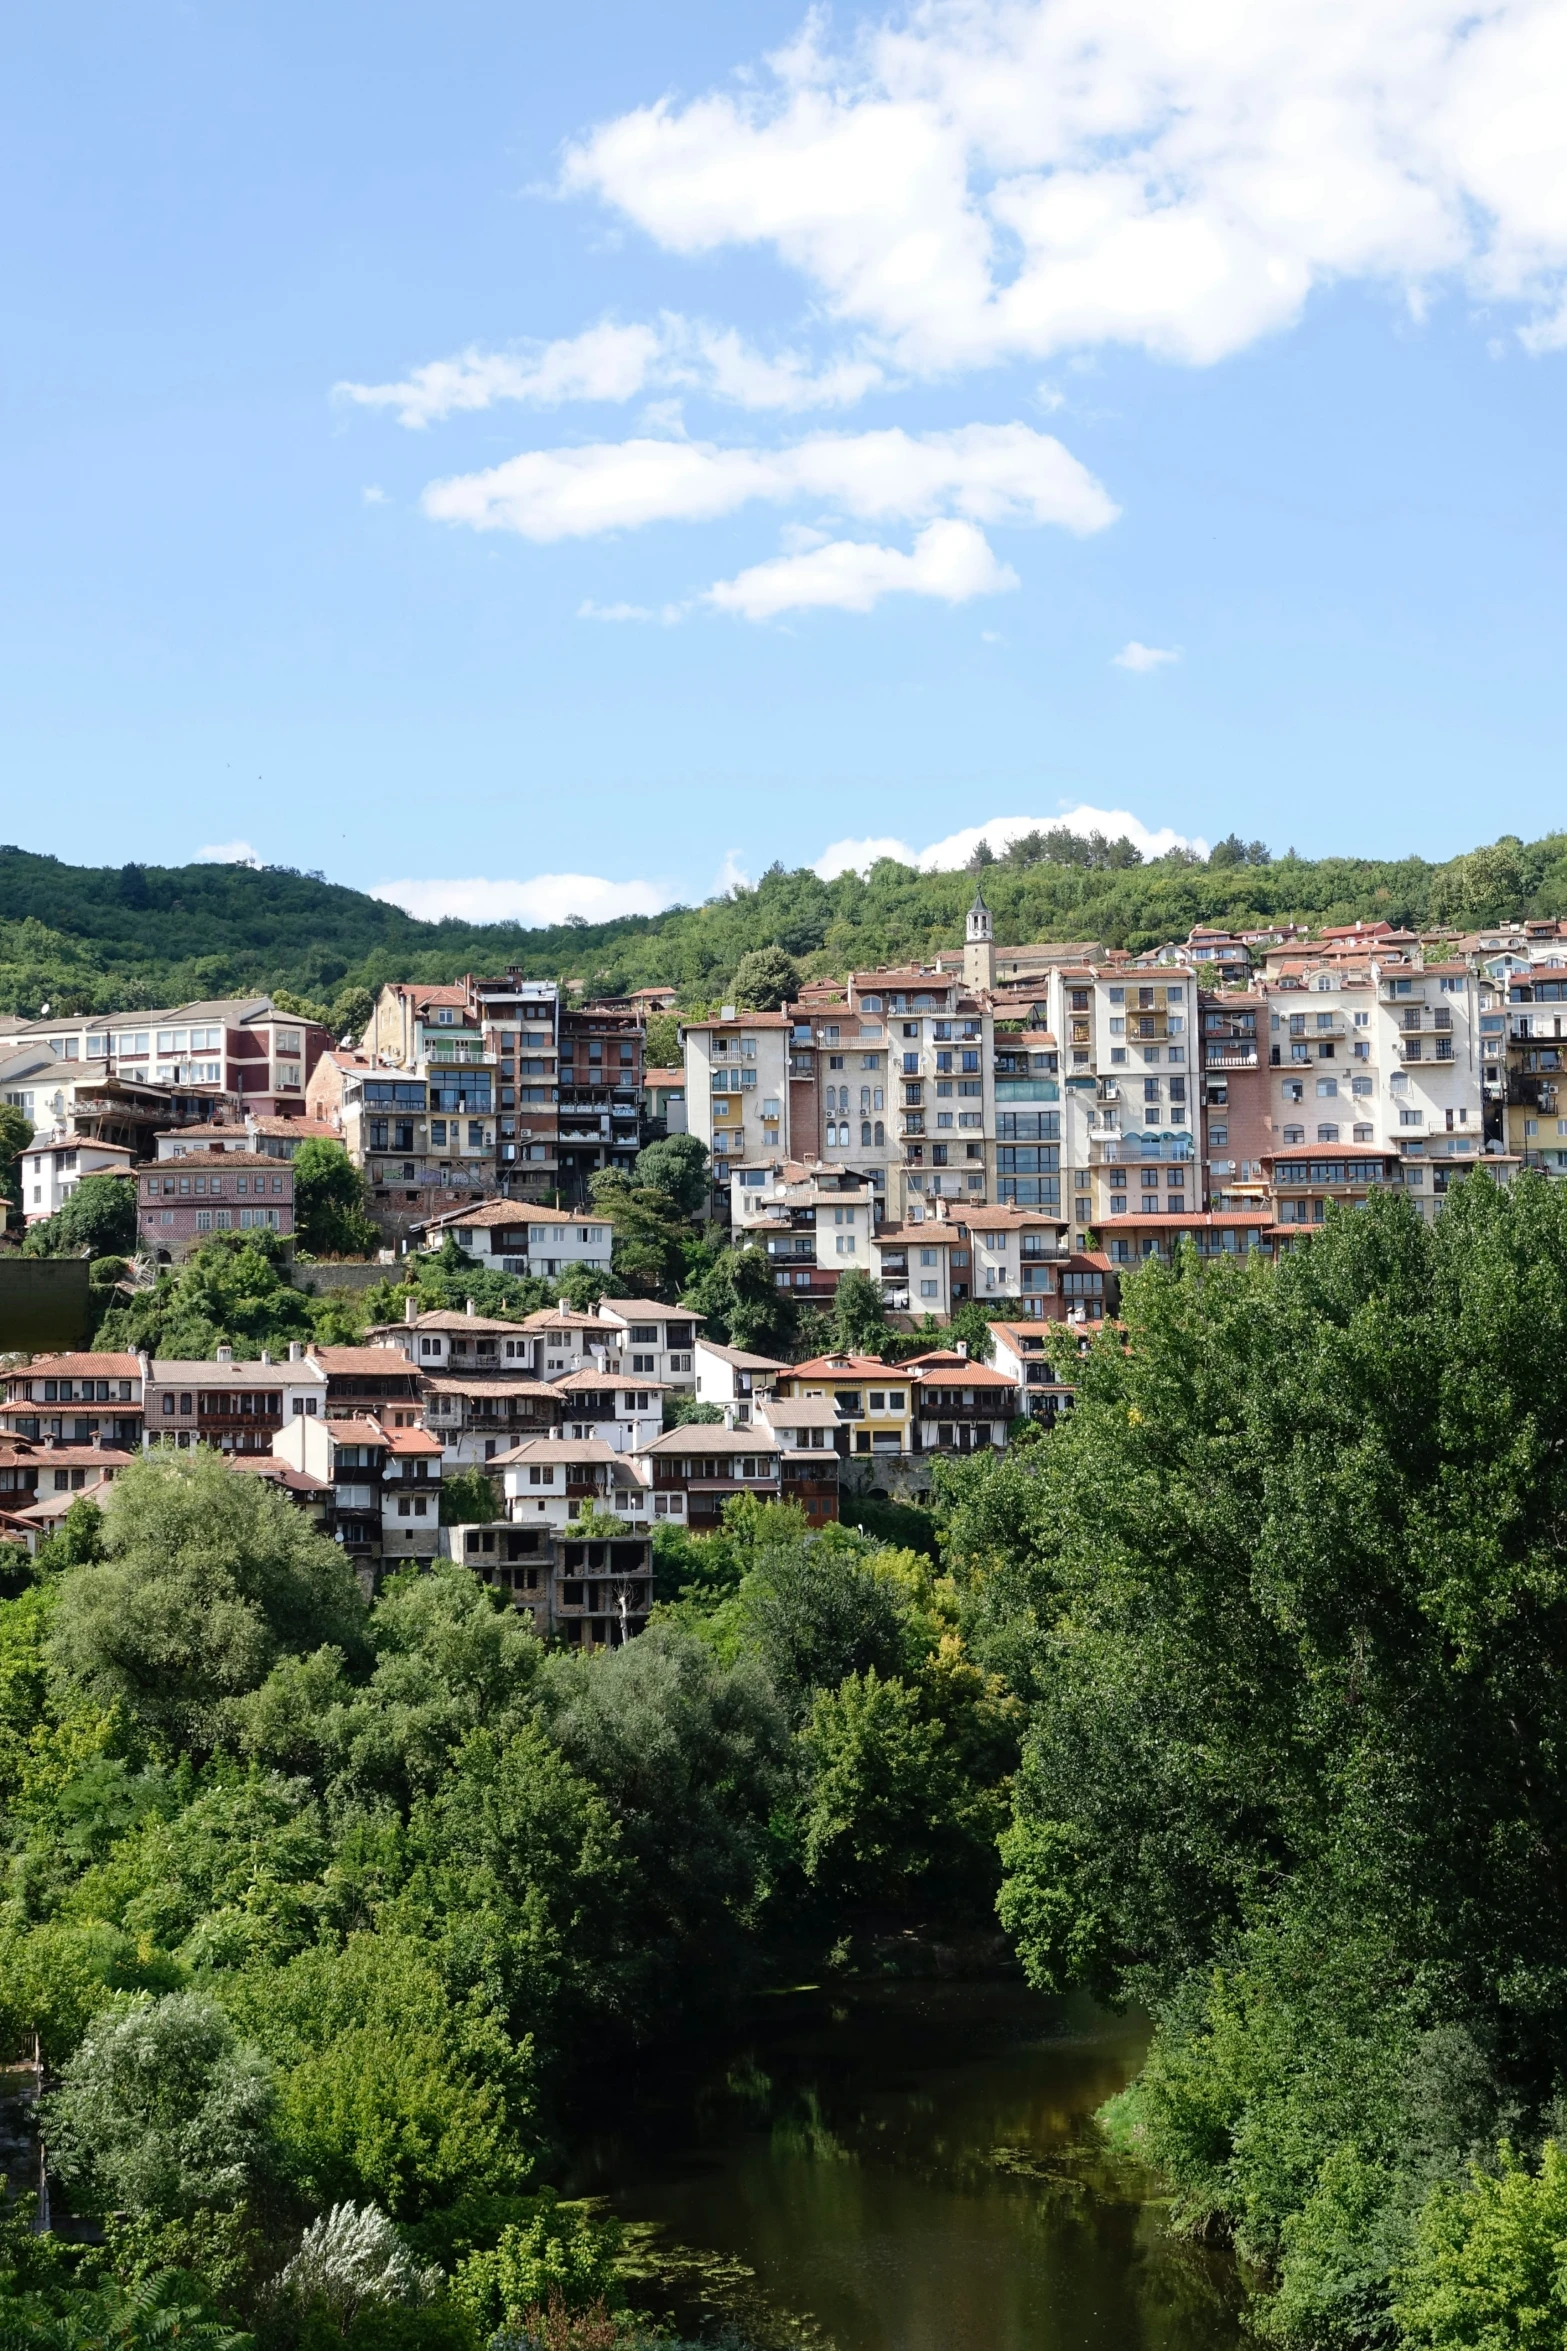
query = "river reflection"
(567, 1979, 1246, 2351)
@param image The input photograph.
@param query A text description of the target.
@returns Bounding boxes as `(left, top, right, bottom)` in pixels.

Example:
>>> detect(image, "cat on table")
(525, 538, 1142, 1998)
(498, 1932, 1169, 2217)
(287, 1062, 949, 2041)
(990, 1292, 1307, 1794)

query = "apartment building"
(752, 1395, 842, 1524)
(367, 1302, 538, 1374)
(1501, 965, 1567, 1172)
(682, 1011, 792, 1187)
(733, 1163, 879, 1304)
(494, 1435, 649, 1528)
(422, 1368, 563, 1466)
(307, 1343, 424, 1424)
(272, 1412, 442, 1583)
(135, 1152, 293, 1258)
(1200, 994, 1271, 1199)
(18, 1137, 136, 1222)
(1100, 1206, 1275, 1263)
(955, 1203, 1069, 1303)
(555, 1002, 644, 1202)
(306, 1052, 445, 1243)
(363, 984, 497, 1202)
(464, 970, 561, 1200)
(871, 1220, 959, 1315)
(2, 999, 329, 1128)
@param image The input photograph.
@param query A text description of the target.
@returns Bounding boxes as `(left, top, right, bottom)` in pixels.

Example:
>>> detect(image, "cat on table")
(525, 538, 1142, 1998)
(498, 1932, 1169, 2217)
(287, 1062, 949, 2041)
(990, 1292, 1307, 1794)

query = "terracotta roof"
(521, 1310, 620, 1333)
(24, 1137, 135, 1158)
(680, 1013, 793, 1030)
(757, 1395, 839, 1427)
(553, 1368, 670, 1393)
(246, 1117, 340, 1138)
(228, 1458, 329, 1492)
(428, 1199, 590, 1228)
(784, 1354, 904, 1380)
(385, 1426, 444, 1455)
(424, 1375, 560, 1399)
(956, 1205, 1069, 1231)
(324, 1418, 392, 1443)
(911, 1360, 1018, 1388)
(0, 1442, 136, 1466)
(149, 1357, 326, 1381)
(10, 1353, 142, 1378)
(642, 1067, 685, 1086)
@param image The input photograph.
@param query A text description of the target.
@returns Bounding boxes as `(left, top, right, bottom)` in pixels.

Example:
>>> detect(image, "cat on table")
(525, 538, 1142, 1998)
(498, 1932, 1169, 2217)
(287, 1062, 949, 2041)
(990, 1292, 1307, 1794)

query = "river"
(566, 1978, 1247, 2351)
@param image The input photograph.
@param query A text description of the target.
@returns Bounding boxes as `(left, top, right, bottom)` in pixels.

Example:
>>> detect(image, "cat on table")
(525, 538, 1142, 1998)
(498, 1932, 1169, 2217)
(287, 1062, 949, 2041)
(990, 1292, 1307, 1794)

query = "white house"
(493, 1435, 651, 1528)
(20, 1137, 136, 1224)
(551, 1370, 666, 1452)
(418, 1198, 613, 1281)
(694, 1338, 789, 1424)
(592, 1298, 702, 1390)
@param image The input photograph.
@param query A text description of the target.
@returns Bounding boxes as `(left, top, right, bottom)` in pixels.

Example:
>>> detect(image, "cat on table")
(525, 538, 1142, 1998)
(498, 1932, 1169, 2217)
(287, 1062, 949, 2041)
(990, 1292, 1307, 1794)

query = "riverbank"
(562, 1978, 1247, 2351)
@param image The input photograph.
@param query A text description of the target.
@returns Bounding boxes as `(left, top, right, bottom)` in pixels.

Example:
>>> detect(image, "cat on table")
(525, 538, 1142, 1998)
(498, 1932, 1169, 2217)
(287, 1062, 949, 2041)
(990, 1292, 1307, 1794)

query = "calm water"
(567, 1980, 1246, 2351)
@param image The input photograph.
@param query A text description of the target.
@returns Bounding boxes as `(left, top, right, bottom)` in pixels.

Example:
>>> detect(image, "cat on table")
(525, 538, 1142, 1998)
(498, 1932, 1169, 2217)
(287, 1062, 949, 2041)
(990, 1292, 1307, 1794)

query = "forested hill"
(1, 828, 1563, 1019)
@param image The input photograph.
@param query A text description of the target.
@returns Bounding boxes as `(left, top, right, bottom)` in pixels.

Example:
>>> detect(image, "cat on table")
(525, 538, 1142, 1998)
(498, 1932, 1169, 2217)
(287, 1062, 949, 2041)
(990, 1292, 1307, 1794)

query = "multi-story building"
(773, 1354, 917, 1459)
(551, 1371, 664, 1451)
(143, 1344, 329, 1451)
(682, 1011, 792, 1193)
(901, 1349, 1020, 1454)
(642, 1066, 686, 1138)
(732, 1163, 880, 1307)
(952, 1203, 1069, 1305)
(464, 970, 562, 1200)
(557, 1002, 644, 1202)
(135, 1152, 293, 1259)
(2, 999, 329, 1129)
(444, 1518, 654, 1646)
(870, 1219, 959, 1315)
(413, 1198, 613, 1283)
(271, 1412, 441, 1584)
(420, 1366, 562, 1466)
(494, 1434, 650, 1528)
(362, 984, 497, 1204)
(694, 1339, 789, 1421)
(1, 1352, 145, 1448)
(1199, 993, 1271, 1199)
(366, 1302, 538, 1376)
(752, 1394, 842, 1523)
(18, 1137, 136, 1223)
(990, 1323, 1083, 1424)
(307, 1343, 425, 1427)
(1099, 1206, 1276, 1265)
(1502, 965, 1567, 1173)
(591, 1299, 700, 1389)
(634, 1424, 785, 1531)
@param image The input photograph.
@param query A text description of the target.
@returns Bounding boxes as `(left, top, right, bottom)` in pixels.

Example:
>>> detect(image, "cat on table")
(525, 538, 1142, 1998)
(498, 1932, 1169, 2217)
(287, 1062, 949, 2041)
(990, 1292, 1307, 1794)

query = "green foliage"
(451, 2201, 624, 2338)
(631, 1133, 709, 1219)
(0, 1100, 32, 1228)
(642, 1012, 679, 1070)
(586, 1171, 690, 1299)
(44, 1991, 274, 2220)
(49, 1451, 369, 1748)
(22, 1175, 137, 1261)
(662, 1394, 723, 1430)
(824, 1267, 888, 1357)
(439, 1467, 499, 1527)
(292, 1142, 379, 1260)
(95, 1234, 330, 1360)
(680, 1244, 797, 1357)
(1394, 2141, 1567, 2350)
(943, 1301, 998, 1362)
(728, 946, 801, 1012)
(738, 1526, 911, 1719)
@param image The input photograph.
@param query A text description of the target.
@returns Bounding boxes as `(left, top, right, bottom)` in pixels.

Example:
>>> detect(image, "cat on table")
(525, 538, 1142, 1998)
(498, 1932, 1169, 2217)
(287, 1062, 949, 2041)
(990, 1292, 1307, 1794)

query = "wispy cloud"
(371, 873, 671, 926)
(705, 518, 1018, 620)
(577, 598, 687, 624)
(814, 806, 1207, 878)
(423, 421, 1117, 542)
(337, 316, 885, 428)
(1113, 640, 1181, 671)
(198, 839, 261, 866)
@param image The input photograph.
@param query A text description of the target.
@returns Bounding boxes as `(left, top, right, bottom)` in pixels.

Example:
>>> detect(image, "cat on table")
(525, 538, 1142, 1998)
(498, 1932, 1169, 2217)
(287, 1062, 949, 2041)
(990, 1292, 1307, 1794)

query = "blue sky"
(4, 0, 1567, 921)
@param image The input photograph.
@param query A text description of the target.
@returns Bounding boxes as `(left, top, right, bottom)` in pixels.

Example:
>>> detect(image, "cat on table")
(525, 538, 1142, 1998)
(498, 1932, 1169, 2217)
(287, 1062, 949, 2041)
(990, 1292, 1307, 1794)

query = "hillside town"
(2, 891, 1561, 1625)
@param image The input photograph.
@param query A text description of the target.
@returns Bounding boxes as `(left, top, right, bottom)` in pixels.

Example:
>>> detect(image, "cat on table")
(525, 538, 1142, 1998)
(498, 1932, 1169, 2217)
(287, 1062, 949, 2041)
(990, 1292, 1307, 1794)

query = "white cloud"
(814, 804, 1206, 877)
(338, 316, 885, 427)
(1113, 639, 1180, 670)
(361, 484, 388, 505)
(371, 874, 671, 926)
(422, 420, 1116, 541)
(198, 840, 261, 866)
(562, 0, 1567, 372)
(705, 517, 1018, 618)
(716, 850, 751, 893)
(577, 598, 687, 623)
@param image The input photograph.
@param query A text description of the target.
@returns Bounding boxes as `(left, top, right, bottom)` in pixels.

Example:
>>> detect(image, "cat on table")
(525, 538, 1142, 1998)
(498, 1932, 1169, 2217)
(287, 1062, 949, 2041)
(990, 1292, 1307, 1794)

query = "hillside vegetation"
(1, 829, 1564, 1018)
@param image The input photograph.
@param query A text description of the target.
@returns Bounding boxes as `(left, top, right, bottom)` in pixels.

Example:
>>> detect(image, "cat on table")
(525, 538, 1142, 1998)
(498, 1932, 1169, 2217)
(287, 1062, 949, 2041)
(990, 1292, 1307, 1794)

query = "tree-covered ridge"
(2, 830, 1565, 1016)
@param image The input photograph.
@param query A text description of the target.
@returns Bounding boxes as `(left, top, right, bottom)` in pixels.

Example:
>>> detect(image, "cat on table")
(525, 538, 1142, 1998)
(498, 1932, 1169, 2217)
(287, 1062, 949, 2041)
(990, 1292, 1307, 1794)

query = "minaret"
(964, 881, 995, 991)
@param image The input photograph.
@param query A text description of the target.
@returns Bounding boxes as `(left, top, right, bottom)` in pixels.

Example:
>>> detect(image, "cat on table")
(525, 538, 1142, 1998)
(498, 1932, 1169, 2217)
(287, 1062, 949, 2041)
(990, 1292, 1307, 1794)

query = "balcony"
(1204, 1046, 1259, 1069)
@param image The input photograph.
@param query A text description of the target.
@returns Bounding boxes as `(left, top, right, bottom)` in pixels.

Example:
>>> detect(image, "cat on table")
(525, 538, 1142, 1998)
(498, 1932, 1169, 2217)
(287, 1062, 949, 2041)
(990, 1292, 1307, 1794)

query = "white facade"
(681, 1014, 792, 1179)
(495, 1437, 651, 1527)
(424, 1203, 614, 1280)
(553, 1376, 666, 1452)
(19, 1138, 136, 1223)
(694, 1339, 787, 1423)
(592, 1299, 701, 1390)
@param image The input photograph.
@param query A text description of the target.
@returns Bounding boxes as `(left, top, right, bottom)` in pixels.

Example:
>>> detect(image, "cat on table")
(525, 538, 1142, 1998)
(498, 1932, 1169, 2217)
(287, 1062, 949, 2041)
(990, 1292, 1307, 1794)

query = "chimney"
(288, 1341, 303, 1362)
(405, 1296, 418, 1325)
(216, 1344, 234, 1364)
(260, 1349, 272, 1366)
(955, 1339, 968, 1360)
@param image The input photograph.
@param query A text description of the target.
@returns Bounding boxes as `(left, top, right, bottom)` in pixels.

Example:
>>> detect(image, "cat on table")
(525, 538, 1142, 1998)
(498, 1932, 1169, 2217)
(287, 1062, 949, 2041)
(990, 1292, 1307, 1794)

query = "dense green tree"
(22, 1172, 137, 1260)
(1394, 2141, 1567, 2349)
(292, 1140, 380, 1259)
(0, 1100, 32, 1228)
(49, 1451, 369, 1748)
(439, 1466, 499, 1526)
(943, 1300, 999, 1362)
(95, 1233, 331, 1359)
(680, 1244, 797, 1356)
(44, 1992, 274, 2221)
(738, 1527, 911, 1720)
(825, 1267, 889, 1356)
(586, 1170, 690, 1297)
(632, 1133, 709, 1219)
(642, 1011, 680, 1070)
(729, 945, 801, 1012)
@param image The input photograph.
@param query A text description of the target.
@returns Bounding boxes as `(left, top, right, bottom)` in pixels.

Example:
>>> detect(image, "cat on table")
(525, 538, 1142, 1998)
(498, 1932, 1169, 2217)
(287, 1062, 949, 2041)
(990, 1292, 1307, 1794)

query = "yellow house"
(775, 1352, 914, 1457)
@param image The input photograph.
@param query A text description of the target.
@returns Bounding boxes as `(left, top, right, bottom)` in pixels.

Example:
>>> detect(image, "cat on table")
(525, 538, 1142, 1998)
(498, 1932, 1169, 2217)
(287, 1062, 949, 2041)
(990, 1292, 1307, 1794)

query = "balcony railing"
(1204, 1047, 1259, 1068)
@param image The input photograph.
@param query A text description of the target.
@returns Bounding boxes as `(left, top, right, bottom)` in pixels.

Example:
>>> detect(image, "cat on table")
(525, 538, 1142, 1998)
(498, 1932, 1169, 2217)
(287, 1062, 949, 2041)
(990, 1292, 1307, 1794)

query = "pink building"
(135, 1151, 294, 1259)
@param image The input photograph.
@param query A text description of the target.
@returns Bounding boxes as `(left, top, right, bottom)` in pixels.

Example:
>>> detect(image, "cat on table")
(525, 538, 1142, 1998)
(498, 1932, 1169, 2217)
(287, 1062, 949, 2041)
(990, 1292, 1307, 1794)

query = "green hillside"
(0, 828, 1560, 1020)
